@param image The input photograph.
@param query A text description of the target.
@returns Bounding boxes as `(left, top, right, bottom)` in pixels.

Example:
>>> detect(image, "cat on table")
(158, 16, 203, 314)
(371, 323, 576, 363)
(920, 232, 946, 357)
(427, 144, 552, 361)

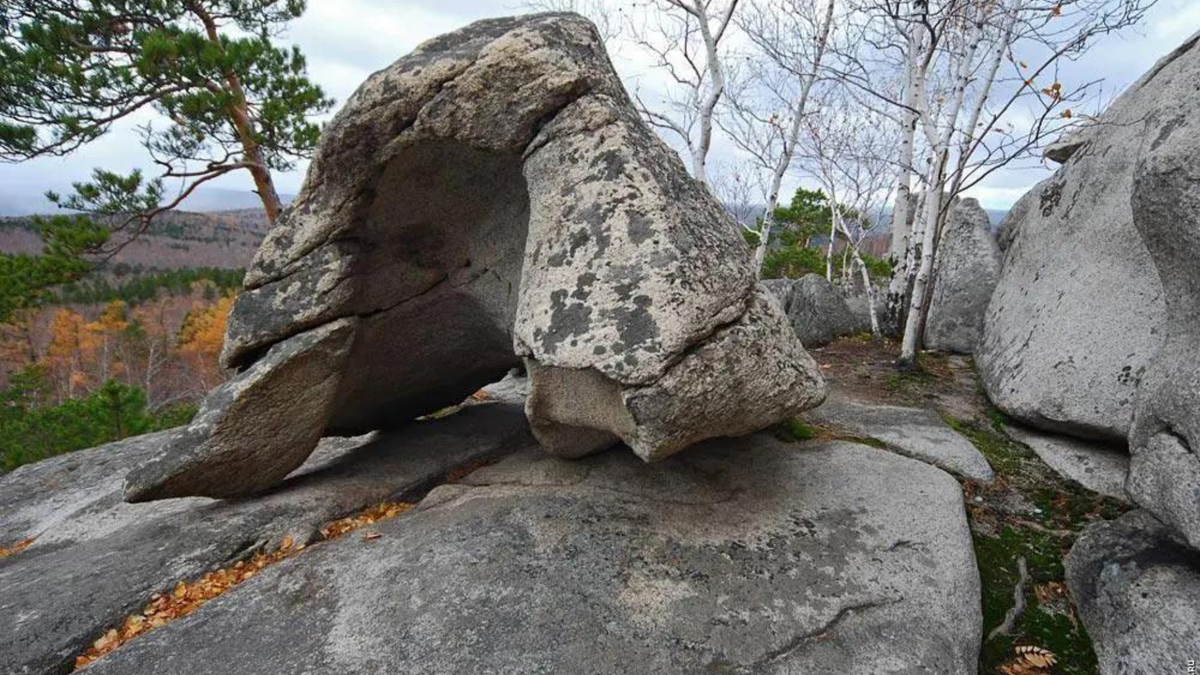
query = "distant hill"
(0, 187, 294, 217)
(0, 209, 270, 271)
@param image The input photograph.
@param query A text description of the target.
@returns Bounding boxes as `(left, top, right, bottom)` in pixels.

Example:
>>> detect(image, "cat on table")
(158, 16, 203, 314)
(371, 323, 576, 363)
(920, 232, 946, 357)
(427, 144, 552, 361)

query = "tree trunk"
(883, 4, 926, 331)
(853, 249, 881, 336)
(190, 2, 284, 223)
(898, 5, 989, 364)
(749, 0, 836, 276)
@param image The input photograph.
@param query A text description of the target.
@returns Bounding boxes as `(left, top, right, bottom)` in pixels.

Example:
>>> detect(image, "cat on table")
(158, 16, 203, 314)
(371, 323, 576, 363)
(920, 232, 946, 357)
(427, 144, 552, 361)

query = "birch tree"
(829, 0, 1151, 364)
(798, 91, 898, 335)
(629, 0, 742, 186)
(720, 0, 837, 275)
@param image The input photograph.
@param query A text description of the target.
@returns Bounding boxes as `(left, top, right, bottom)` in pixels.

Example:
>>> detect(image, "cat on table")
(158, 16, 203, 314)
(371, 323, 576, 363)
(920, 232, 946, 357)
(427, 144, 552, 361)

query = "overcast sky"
(0, 0, 1196, 214)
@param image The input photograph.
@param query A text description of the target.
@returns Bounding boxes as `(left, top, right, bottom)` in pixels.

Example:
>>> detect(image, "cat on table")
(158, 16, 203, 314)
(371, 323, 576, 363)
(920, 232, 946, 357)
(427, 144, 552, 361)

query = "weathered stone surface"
(925, 198, 1001, 354)
(1066, 510, 1200, 675)
(529, 287, 826, 460)
(805, 394, 995, 482)
(85, 436, 982, 675)
(127, 13, 824, 499)
(477, 368, 529, 405)
(763, 274, 863, 347)
(0, 404, 530, 675)
(125, 318, 358, 501)
(977, 39, 1180, 440)
(841, 286, 881, 335)
(1004, 425, 1129, 501)
(1126, 33, 1200, 551)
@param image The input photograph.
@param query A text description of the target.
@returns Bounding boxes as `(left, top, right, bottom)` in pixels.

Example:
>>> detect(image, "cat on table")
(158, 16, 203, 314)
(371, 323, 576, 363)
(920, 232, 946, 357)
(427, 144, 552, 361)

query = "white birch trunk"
(853, 249, 882, 335)
(690, 0, 739, 186)
(750, 0, 836, 276)
(898, 5, 991, 363)
(883, 2, 927, 327)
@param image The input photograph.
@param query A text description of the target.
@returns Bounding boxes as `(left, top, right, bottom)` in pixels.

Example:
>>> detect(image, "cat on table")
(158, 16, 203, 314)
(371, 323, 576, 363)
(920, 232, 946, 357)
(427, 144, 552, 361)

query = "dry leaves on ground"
(319, 501, 412, 539)
(1034, 581, 1069, 605)
(74, 540, 303, 669)
(0, 537, 34, 558)
(998, 645, 1058, 674)
(74, 500, 413, 670)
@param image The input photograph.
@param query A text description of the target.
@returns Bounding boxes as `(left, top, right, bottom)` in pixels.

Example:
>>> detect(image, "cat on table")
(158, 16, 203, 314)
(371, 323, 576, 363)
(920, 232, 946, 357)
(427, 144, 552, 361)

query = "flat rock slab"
(84, 437, 983, 675)
(0, 404, 530, 675)
(1066, 510, 1200, 674)
(1004, 424, 1129, 501)
(805, 395, 995, 482)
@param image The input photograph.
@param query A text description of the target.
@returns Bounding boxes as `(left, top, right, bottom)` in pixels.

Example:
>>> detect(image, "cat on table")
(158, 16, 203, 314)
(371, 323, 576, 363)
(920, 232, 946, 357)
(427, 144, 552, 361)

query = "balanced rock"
(89, 436, 983, 675)
(1126, 31, 1200, 550)
(977, 42, 1175, 439)
(924, 198, 1001, 354)
(124, 14, 825, 501)
(763, 274, 863, 347)
(1065, 510, 1200, 674)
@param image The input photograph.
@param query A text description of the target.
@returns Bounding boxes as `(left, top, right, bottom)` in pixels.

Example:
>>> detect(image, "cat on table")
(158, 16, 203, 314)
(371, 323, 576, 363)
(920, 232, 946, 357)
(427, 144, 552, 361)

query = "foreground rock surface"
(763, 274, 864, 347)
(1066, 510, 1200, 674)
(1004, 425, 1129, 502)
(0, 405, 529, 675)
(925, 198, 1001, 354)
(129, 13, 825, 500)
(1125, 32, 1200, 551)
(976, 38, 1182, 439)
(805, 394, 995, 482)
(85, 436, 982, 675)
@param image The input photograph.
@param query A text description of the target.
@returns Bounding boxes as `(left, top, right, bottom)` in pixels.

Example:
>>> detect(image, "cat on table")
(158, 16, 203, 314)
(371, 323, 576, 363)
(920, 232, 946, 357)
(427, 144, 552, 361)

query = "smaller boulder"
(764, 274, 862, 347)
(1004, 425, 1129, 501)
(1065, 510, 1200, 674)
(925, 198, 1001, 354)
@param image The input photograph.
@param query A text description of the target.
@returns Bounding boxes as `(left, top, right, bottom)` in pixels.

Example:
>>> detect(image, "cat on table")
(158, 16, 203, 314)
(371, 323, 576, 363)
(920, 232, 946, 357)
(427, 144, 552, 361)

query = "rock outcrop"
(1125, 32, 1200, 551)
(763, 274, 864, 347)
(977, 43, 1174, 439)
(0, 404, 531, 675)
(124, 14, 825, 501)
(1004, 425, 1129, 502)
(82, 435, 982, 675)
(805, 394, 995, 482)
(924, 198, 1001, 354)
(1066, 510, 1200, 674)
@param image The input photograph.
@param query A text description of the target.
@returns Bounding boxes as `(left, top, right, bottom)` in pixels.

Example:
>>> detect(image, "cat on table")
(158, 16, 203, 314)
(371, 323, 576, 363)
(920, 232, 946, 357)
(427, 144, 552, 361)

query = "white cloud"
(0, 0, 1194, 213)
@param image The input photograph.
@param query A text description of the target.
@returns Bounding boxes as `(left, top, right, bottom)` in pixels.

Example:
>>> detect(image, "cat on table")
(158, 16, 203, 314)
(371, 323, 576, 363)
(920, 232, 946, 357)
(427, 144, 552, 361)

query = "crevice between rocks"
(67, 430, 521, 673)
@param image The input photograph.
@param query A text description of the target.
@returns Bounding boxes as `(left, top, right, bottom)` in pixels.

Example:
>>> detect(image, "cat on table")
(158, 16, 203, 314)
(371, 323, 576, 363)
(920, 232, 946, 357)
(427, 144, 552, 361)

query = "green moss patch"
(944, 415, 1128, 674)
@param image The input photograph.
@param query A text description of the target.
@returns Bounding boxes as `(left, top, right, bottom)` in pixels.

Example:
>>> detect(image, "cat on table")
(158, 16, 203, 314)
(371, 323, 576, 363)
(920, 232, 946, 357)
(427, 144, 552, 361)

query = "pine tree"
(1, 0, 332, 230)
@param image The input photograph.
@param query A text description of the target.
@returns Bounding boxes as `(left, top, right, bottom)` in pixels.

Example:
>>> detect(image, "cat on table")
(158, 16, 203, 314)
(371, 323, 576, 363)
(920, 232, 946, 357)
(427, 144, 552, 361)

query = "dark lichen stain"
(626, 210, 653, 245)
(571, 272, 597, 301)
(537, 289, 593, 354)
(591, 149, 627, 182)
(1039, 177, 1063, 217)
(568, 228, 591, 259)
(1150, 115, 1184, 151)
(612, 294, 659, 351)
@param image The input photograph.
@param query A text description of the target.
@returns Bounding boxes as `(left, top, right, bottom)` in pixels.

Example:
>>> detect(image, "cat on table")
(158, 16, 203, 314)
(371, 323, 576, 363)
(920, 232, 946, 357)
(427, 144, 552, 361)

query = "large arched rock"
(124, 14, 825, 501)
